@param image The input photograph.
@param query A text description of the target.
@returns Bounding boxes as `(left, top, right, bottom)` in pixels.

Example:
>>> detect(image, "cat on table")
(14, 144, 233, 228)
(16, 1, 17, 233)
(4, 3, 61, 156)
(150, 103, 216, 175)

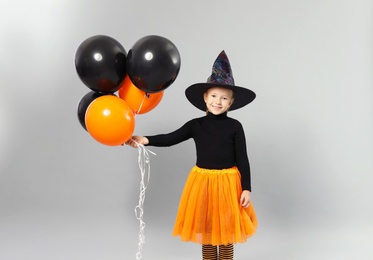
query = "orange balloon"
(118, 76, 164, 114)
(85, 95, 135, 146)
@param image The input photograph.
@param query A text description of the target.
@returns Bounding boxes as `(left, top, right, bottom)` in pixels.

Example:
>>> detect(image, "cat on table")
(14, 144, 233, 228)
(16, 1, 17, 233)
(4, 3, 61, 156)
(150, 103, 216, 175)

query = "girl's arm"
(234, 121, 252, 192)
(126, 119, 195, 148)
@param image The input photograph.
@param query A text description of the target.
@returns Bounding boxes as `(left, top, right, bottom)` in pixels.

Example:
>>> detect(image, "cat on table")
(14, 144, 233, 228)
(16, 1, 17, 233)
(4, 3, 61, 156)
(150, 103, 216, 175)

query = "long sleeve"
(146, 120, 195, 147)
(234, 122, 251, 191)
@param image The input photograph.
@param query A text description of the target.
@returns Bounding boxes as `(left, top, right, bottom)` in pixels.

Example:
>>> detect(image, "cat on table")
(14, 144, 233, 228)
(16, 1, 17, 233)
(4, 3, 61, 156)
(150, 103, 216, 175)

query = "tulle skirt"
(172, 166, 258, 246)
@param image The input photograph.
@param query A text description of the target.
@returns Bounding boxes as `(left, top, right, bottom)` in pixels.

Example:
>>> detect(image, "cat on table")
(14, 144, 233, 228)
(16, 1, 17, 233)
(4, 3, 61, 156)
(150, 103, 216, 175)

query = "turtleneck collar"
(206, 111, 228, 120)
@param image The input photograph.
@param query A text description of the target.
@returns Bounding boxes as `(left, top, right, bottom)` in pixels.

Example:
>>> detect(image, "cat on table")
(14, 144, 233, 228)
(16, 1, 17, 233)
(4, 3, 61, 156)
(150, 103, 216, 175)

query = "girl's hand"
(125, 136, 149, 148)
(240, 190, 251, 208)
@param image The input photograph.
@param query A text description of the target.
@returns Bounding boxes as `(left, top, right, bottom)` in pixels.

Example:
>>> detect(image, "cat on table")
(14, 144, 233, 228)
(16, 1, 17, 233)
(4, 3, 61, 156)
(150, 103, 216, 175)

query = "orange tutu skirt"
(172, 166, 258, 246)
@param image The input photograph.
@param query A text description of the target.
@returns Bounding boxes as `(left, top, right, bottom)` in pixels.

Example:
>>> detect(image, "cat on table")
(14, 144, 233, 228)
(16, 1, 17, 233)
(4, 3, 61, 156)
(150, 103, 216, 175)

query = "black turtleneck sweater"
(146, 112, 252, 191)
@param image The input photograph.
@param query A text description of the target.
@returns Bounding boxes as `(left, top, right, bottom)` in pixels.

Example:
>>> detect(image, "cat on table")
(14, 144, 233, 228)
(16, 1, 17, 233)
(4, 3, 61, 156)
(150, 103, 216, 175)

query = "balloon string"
(135, 93, 148, 115)
(133, 141, 155, 260)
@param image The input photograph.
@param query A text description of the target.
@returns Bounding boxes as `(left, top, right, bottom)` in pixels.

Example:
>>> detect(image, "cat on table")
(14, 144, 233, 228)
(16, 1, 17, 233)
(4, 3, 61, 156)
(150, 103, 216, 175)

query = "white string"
(135, 93, 148, 114)
(134, 142, 155, 260)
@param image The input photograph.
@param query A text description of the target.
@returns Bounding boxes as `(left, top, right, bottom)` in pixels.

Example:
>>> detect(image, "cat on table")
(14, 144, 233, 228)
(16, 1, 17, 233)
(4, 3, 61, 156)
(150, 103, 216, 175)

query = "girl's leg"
(218, 244, 234, 260)
(202, 244, 218, 260)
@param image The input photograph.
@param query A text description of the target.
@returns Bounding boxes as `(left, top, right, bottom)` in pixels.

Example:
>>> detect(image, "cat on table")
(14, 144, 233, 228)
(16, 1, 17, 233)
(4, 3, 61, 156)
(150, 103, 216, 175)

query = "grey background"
(1, 0, 372, 259)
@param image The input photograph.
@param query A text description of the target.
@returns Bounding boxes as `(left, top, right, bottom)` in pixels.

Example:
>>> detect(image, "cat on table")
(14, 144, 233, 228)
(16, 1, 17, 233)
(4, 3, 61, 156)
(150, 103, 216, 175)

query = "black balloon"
(75, 35, 127, 93)
(77, 91, 106, 131)
(127, 35, 181, 93)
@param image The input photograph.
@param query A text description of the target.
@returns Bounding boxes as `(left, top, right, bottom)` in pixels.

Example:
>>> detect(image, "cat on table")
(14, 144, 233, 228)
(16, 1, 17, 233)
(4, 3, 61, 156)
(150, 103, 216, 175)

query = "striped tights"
(202, 244, 234, 260)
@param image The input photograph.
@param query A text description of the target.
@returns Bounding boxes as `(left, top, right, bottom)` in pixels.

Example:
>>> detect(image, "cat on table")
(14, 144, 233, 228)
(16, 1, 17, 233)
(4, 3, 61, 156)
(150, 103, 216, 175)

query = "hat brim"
(185, 83, 256, 111)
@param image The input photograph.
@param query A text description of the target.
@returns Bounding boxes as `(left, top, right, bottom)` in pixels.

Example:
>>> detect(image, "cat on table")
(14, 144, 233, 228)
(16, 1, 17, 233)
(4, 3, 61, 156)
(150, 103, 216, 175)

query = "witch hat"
(185, 50, 256, 111)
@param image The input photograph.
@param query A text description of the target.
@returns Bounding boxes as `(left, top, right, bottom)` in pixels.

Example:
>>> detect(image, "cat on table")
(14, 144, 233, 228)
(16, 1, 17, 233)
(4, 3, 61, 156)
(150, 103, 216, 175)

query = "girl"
(126, 51, 258, 260)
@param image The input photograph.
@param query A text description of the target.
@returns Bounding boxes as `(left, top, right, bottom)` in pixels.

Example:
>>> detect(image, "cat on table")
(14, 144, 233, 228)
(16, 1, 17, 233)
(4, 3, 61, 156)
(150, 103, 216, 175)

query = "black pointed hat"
(185, 50, 256, 111)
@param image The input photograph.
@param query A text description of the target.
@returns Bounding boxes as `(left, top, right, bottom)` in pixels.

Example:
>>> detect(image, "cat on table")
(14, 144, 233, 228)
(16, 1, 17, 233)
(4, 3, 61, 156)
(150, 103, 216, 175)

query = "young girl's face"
(203, 87, 234, 115)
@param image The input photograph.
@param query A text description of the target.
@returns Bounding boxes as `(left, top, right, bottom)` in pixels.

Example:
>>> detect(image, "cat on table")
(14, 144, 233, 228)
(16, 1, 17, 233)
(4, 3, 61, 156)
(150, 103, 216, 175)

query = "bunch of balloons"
(75, 35, 181, 146)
